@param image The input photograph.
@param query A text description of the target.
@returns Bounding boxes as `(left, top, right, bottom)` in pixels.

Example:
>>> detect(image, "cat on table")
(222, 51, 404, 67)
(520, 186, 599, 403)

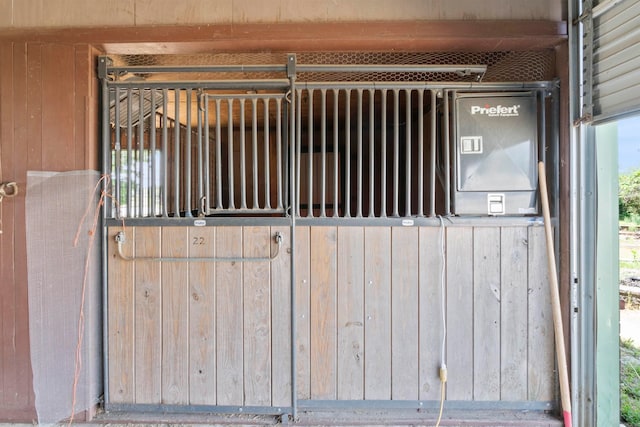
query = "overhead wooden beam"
(0, 21, 567, 54)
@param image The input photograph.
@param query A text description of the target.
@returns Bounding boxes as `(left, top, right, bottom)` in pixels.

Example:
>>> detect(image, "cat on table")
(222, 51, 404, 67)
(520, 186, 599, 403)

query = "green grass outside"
(622, 339, 640, 426)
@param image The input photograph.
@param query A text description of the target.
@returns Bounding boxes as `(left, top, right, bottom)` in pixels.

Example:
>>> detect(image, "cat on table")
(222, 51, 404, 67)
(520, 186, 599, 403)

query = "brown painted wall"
(0, 41, 98, 421)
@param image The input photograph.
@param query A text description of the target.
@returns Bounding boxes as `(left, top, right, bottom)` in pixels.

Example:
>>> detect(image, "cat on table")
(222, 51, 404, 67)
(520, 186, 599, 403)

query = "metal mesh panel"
(110, 50, 556, 82)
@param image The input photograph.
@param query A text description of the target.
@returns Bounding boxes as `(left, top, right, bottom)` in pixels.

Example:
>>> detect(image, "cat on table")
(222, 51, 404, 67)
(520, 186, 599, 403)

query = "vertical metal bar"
(333, 89, 339, 218)
(126, 89, 133, 218)
(203, 97, 211, 215)
(150, 89, 157, 217)
(296, 89, 302, 217)
(276, 98, 283, 210)
(368, 89, 375, 218)
(344, 89, 351, 218)
(287, 59, 298, 420)
(197, 92, 204, 216)
(227, 98, 235, 209)
(417, 89, 424, 217)
(430, 90, 437, 217)
(240, 99, 248, 209)
(444, 90, 451, 216)
(252, 98, 259, 209)
(307, 89, 314, 218)
(114, 87, 121, 219)
(405, 89, 412, 217)
(162, 89, 169, 217)
(282, 97, 289, 211)
(99, 74, 111, 404)
(320, 89, 327, 218)
(356, 89, 363, 218)
(551, 85, 560, 218)
(264, 97, 271, 209)
(174, 90, 181, 216)
(381, 89, 387, 218)
(138, 89, 144, 217)
(215, 99, 223, 209)
(101, 77, 111, 217)
(392, 89, 400, 217)
(185, 90, 193, 217)
(539, 90, 547, 167)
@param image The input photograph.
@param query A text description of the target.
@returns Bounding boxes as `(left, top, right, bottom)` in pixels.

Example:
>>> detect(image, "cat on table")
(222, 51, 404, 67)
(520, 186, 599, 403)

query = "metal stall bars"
(200, 92, 287, 216)
(101, 58, 291, 219)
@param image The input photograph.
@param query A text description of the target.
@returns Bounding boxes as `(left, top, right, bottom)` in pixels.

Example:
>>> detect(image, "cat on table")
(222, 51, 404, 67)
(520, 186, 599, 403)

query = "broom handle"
(538, 161, 572, 427)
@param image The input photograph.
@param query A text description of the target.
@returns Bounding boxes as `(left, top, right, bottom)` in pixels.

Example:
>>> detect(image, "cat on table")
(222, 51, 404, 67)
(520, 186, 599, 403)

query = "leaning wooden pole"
(538, 161, 572, 427)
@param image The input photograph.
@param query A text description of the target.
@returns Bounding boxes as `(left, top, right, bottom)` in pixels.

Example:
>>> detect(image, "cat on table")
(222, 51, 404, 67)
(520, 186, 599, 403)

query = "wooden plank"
(295, 226, 311, 400)
(472, 227, 501, 401)
(243, 226, 272, 406)
(271, 225, 292, 407)
(4, 22, 567, 53)
(337, 227, 364, 400)
(310, 226, 337, 400)
(26, 43, 42, 174)
(419, 226, 443, 400)
(134, 227, 162, 404)
(188, 226, 216, 405)
(216, 226, 244, 405)
(363, 227, 391, 400)
(12, 41, 33, 410)
(391, 226, 419, 400)
(527, 226, 555, 401)
(446, 227, 473, 400)
(161, 227, 189, 404)
(500, 227, 529, 400)
(0, 42, 16, 408)
(107, 226, 135, 403)
(74, 45, 89, 169)
(41, 43, 75, 171)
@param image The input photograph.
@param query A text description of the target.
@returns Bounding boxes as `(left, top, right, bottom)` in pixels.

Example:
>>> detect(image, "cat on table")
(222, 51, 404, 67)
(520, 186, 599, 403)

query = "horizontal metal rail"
(107, 64, 288, 75)
(107, 79, 292, 90)
(298, 81, 556, 90)
(104, 61, 486, 78)
(114, 230, 283, 262)
(296, 64, 487, 74)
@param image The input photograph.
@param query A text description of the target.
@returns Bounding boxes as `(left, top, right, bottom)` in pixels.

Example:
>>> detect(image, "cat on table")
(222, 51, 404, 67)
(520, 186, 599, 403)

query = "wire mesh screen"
(109, 50, 555, 82)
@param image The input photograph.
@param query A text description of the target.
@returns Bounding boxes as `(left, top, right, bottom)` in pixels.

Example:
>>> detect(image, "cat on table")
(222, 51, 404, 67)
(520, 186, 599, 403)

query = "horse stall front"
(101, 52, 561, 425)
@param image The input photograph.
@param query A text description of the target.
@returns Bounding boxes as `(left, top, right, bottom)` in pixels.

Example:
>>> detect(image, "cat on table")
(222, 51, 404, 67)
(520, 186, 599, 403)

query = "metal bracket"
(286, 54, 297, 79)
(115, 230, 283, 262)
(97, 56, 112, 80)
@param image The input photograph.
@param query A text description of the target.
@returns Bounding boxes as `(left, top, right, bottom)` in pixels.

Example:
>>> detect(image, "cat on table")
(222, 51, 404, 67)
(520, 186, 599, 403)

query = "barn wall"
(0, 0, 564, 28)
(0, 41, 99, 420)
(106, 224, 555, 408)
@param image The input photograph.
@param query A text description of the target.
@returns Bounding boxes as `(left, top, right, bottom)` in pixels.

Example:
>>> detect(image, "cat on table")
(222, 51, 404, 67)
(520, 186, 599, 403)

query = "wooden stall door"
(296, 225, 555, 408)
(107, 225, 292, 410)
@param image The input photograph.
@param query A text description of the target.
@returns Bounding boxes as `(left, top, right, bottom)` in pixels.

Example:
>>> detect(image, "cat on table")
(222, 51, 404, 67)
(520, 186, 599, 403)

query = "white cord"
(435, 216, 447, 427)
(438, 215, 447, 365)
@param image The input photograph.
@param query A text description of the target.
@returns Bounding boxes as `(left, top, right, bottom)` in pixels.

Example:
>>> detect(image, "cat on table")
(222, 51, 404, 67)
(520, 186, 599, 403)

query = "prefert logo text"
(470, 104, 520, 117)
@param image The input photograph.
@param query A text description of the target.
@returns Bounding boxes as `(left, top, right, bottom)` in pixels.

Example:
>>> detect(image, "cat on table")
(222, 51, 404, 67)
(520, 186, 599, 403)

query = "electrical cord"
(435, 216, 447, 427)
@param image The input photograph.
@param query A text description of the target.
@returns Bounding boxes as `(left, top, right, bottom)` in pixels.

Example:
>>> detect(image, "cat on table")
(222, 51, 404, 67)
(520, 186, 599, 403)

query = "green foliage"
(622, 339, 640, 426)
(620, 169, 640, 221)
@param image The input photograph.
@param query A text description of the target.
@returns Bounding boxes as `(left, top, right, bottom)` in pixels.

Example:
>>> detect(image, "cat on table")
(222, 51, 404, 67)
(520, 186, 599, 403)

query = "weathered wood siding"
(0, 0, 564, 29)
(107, 224, 554, 407)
